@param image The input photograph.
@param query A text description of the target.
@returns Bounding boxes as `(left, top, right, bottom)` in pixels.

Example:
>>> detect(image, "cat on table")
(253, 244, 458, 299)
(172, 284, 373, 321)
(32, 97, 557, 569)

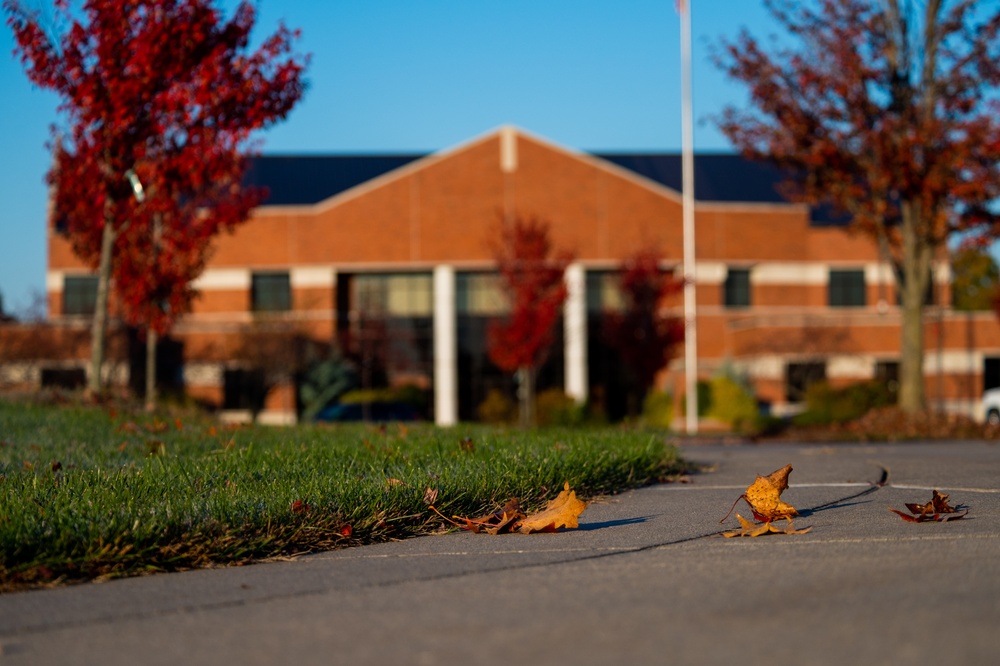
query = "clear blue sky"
(0, 0, 778, 315)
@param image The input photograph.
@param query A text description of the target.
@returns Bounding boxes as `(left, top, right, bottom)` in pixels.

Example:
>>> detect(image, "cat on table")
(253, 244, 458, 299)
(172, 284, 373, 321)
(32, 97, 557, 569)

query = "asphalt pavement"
(1, 440, 998, 665)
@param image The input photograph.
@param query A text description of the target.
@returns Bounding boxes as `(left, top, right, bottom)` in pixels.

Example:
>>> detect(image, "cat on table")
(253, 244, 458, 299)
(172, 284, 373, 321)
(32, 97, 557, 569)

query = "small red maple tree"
(603, 248, 684, 416)
(487, 213, 573, 427)
(5, 0, 308, 399)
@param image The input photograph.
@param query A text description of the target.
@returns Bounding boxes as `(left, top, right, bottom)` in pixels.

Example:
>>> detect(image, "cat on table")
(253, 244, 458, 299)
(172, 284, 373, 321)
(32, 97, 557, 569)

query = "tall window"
(63, 275, 99, 315)
(724, 268, 751, 308)
(251, 272, 291, 312)
(828, 269, 866, 307)
(346, 273, 434, 399)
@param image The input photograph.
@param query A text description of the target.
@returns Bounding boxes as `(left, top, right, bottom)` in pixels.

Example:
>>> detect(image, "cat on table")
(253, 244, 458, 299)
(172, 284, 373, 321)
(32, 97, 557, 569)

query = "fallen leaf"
(290, 499, 310, 514)
(516, 482, 588, 534)
(721, 463, 799, 524)
(422, 487, 439, 505)
(340, 524, 353, 537)
(722, 513, 812, 538)
(889, 490, 967, 522)
(459, 437, 475, 453)
(435, 483, 588, 535)
(144, 440, 165, 457)
(461, 498, 525, 534)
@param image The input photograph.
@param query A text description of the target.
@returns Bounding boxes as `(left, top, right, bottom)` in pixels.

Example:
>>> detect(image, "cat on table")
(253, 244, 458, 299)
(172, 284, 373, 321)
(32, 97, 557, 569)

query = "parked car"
(983, 388, 1000, 426)
(314, 401, 420, 423)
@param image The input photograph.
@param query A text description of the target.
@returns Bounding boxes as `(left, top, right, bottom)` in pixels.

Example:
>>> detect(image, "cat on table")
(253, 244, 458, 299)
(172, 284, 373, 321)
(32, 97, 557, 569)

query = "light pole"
(679, 0, 698, 434)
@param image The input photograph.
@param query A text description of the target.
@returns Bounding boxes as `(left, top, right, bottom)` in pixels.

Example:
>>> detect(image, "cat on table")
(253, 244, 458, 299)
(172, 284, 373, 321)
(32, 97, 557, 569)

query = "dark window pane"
(251, 272, 291, 312)
(724, 268, 751, 308)
(829, 269, 866, 307)
(63, 276, 99, 315)
(786, 361, 826, 402)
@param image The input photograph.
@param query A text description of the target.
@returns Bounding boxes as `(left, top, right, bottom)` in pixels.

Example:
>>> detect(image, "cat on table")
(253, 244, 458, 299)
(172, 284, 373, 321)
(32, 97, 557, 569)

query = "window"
(875, 360, 900, 395)
(223, 368, 266, 411)
(585, 270, 625, 313)
(355, 273, 432, 316)
(786, 361, 826, 402)
(724, 268, 751, 308)
(40, 367, 86, 389)
(828, 269, 866, 307)
(456, 272, 505, 315)
(251, 272, 291, 312)
(63, 276, 99, 315)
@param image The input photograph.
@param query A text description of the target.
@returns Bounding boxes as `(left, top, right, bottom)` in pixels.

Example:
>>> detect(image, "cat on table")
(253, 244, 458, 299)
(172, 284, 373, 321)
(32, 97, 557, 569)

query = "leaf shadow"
(797, 499, 871, 517)
(576, 516, 652, 531)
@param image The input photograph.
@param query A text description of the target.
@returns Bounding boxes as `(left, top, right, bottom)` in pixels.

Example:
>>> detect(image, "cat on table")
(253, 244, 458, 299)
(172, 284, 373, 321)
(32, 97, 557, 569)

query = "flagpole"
(679, 0, 698, 434)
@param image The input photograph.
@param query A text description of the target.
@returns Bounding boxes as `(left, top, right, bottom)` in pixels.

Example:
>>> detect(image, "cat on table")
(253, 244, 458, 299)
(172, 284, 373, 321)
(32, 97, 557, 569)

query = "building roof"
(244, 146, 846, 224)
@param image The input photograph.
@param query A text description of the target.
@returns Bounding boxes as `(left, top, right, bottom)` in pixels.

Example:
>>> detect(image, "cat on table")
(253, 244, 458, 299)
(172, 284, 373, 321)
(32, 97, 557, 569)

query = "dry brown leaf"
(516, 482, 588, 534)
(422, 487, 439, 505)
(721, 463, 800, 524)
(439, 483, 587, 535)
(722, 513, 812, 538)
(888, 489, 968, 523)
(455, 498, 526, 534)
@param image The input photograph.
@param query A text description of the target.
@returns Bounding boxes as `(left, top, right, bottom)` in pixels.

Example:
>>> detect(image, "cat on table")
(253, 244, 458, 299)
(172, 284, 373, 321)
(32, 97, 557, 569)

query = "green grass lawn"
(0, 397, 683, 589)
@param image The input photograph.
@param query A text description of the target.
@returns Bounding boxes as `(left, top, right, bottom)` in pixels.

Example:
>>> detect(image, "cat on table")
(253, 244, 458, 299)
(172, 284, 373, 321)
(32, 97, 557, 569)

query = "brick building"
(17, 126, 1000, 424)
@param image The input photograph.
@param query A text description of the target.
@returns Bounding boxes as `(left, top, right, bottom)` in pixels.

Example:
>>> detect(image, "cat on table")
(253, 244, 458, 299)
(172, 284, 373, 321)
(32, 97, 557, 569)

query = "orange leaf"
(742, 464, 799, 522)
(515, 482, 588, 534)
(722, 513, 812, 538)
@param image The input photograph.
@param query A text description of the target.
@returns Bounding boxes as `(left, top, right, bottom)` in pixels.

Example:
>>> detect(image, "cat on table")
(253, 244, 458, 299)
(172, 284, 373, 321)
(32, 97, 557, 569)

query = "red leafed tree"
(603, 249, 684, 416)
(487, 213, 573, 427)
(5, 0, 308, 402)
(714, 0, 1000, 413)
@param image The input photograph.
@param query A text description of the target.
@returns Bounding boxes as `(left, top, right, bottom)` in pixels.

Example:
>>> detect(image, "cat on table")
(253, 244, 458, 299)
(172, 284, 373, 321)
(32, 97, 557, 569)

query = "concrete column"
(433, 265, 457, 426)
(564, 263, 587, 404)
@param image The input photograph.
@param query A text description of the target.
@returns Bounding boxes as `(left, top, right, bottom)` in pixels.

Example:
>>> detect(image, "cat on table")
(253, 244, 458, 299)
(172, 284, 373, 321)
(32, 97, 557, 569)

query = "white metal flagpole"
(679, 0, 698, 434)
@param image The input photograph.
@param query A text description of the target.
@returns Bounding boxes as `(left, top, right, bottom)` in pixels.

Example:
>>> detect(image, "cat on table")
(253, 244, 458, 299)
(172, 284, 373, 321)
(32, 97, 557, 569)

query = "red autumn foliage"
(4, 0, 308, 336)
(486, 213, 573, 373)
(603, 249, 684, 396)
(714, 0, 1000, 412)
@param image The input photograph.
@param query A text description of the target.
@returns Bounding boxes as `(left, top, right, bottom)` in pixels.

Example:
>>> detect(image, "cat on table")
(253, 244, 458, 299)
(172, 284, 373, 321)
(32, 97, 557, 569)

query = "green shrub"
(476, 388, 517, 424)
(707, 375, 759, 433)
(642, 390, 674, 429)
(535, 388, 583, 427)
(680, 380, 712, 417)
(794, 380, 896, 426)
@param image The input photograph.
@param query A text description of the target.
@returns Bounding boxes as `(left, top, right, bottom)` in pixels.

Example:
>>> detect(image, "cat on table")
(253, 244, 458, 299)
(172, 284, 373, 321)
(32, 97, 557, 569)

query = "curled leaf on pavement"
(431, 482, 588, 535)
(720, 464, 800, 524)
(888, 490, 967, 523)
(722, 513, 812, 538)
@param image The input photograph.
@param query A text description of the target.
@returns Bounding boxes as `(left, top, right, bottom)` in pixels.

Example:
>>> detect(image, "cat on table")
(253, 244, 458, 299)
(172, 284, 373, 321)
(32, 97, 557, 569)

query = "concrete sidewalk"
(1, 441, 998, 665)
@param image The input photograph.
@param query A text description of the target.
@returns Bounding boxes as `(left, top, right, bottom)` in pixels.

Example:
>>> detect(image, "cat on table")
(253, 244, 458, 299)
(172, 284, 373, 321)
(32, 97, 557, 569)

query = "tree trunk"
(86, 205, 116, 397)
(897, 201, 932, 413)
(145, 328, 157, 412)
(145, 213, 162, 412)
(517, 365, 536, 428)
